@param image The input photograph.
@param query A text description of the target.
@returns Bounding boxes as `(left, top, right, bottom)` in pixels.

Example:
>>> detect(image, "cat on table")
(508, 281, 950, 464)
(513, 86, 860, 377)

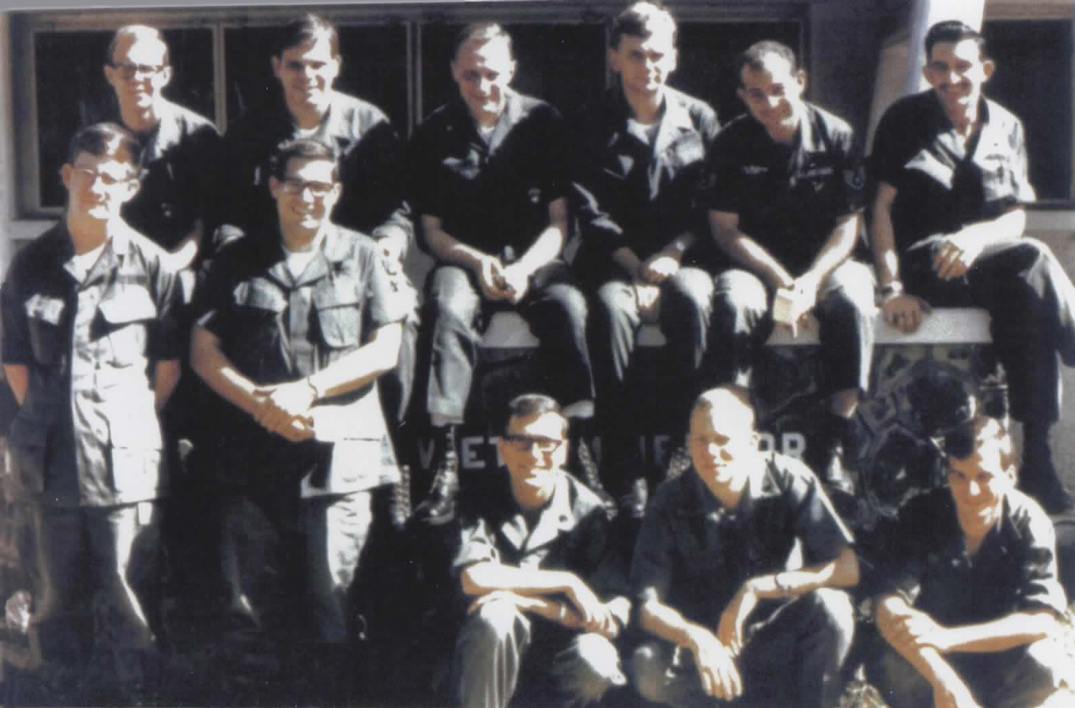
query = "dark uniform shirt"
(869, 90, 1035, 255)
(195, 224, 408, 497)
(572, 86, 720, 283)
(99, 100, 222, 252)
(409, 89, 571, 258)
(1, 221, 182, 506)
(631, 453, 854, 628)
(220, 91, 412, 248)
(865, 486, 1067, 626)
(705, 102, 863, 274)
(454, 471, 626, 599)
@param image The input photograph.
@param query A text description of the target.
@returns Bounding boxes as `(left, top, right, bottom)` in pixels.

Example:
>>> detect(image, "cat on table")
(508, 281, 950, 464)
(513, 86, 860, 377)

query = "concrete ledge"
(481, 307, 992, 349)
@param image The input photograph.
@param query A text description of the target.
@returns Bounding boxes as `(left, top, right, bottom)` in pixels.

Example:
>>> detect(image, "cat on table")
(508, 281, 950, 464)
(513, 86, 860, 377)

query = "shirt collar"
(497, 471, 578, 552)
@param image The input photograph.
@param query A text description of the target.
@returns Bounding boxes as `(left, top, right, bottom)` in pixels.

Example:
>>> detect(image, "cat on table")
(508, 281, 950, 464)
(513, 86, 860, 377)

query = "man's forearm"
(423, 216, 490, 272)
(306, 322, 402, 399)
(870, 184, 902, 287)
(940, 610, 1058, 654)
(639, 598, 712, 650)
(190, 326, 263, 416)
(3, 364, 28, 406)
(804, 213, 860, 284)
(953, 208, 1025, 247)
(153, 359, 181, 412)
(709, 211, 793, 290)
(516, 199, 568, 274)
(461, 561, 579, 598)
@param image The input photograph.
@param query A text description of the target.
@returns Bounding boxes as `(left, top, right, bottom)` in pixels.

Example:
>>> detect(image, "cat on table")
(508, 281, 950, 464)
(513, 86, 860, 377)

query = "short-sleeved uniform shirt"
(572, 87, 720, 284)
(195, 224, 408, 497)
(454, 471, 625, 599)
(409, 89, 570, 258)
(705, 102, 864, 274)
(220, 91, 412, 246)
(631, 453, 854, 628)
(1, 222, 182, 507)
(100, 100, 222, 251)
(869, 91, 1035, 255)
(865, 486, 1067, 625)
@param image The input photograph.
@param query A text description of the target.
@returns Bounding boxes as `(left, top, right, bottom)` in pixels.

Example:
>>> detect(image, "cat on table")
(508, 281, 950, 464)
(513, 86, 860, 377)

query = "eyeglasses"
(110, 62, 167, 80)
(280, 178, 336, 198)
(503, 434, 564, 454)
(70, 167, 136, 187)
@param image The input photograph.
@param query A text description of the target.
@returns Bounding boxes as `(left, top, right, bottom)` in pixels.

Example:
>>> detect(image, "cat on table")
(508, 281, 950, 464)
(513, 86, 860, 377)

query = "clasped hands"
(685, 580, 764, 702)
(479, 256, 531, 304)
(632, 247, 684, 322)
(773, 273, 820, 337)
(251, 379, 317, 442)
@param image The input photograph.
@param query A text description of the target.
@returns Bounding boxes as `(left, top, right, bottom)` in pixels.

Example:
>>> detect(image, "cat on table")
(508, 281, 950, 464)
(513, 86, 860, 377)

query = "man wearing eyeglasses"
(863, 387, 1072, 708)
(190, 138, 406, 703)
(630, 385, 859, 708)
(869, 20, 1075, 514)
(101, 25, 221, 270)
(1, 123, 182, 700)
(450, 393, 629, 708)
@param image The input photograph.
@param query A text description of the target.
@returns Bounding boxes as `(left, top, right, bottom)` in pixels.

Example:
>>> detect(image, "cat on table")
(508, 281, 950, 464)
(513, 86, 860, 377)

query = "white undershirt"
(627, 117, 660, 145)
(69, 241, 107, 282)
(283, 231, 325, 280)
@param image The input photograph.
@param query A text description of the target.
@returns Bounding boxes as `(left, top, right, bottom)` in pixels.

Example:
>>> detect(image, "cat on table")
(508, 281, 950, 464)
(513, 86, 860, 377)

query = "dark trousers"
(588, 267, 715, 488)
(425, 262, 595, 424)
(903, 237, 1075, 424)
(630, 589, 856, 708)
(711, 261, 876, 394)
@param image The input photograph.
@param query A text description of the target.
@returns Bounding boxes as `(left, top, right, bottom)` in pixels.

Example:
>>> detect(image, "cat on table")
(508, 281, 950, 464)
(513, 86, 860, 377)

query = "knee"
(596, 282, 634, 320)
(460, 597, 526, 648)
(428, 267, 478, 318)
(808, 588, 856, 654)
(553, 633, 626, 703)
(544, 283, 589, 326)
(629, 642, 669, 703)
(714, 270, 767, 316)
(665, 268, 715, 310)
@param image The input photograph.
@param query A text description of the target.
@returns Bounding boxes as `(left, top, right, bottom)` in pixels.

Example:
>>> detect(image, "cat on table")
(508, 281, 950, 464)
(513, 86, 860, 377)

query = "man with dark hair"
(1, 122, 182, 698)
(870, 20, 1075, 513)
(630, 385, 859, 708)
(706, 39, 875, 499)
(409, 22, 597, 522)
(101, 24, 221, 268)
(864, 400, 1073, 708)
(191, 138, 407, 702)
(450, 393, 629, 708)
(572, 1, 720, 518)
(219, 13, 418, 471)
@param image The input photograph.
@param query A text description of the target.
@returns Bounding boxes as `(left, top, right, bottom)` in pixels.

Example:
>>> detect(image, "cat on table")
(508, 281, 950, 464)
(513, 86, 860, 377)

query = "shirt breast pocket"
(97, 288, 157, 367)
(24, 295, 66, 366)
(313, 280, 363, 357)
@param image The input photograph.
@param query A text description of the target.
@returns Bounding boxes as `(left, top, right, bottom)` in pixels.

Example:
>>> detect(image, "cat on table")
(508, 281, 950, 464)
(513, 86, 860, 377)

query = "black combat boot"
(569, 420, 616, 518)
(413, 426, 459, 525)
(809, 413, 857, 498)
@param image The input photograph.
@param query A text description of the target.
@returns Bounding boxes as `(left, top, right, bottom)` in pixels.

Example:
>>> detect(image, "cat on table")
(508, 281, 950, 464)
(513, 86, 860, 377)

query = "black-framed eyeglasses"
(110, 62, 167, 80)
(281, 178, 335, 198)
(503, 434, 564, 454)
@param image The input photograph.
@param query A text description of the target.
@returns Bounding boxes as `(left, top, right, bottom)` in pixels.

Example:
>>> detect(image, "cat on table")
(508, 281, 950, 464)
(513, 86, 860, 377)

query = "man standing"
(630, 385, 859, 708)
(191, 139, 406, 702)
(409, 23, 596, 522)
(451, 394, 629, 708)
(220, 14, 417, 468)
(865, 399, 1072, 708)
(102, 25, 221, 269)
(573, 2, 720, 517)
(1, 123, 182, 698)
(706, 40, 875, 499)
(870, 20, 1075, 513)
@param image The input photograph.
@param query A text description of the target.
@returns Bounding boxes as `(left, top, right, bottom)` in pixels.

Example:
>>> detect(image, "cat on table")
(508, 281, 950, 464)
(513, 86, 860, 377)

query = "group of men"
(1, 2, 1074, 706)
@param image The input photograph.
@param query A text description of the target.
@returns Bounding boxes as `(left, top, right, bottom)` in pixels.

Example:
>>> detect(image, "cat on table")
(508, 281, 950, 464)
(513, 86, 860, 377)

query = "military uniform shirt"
(705, 102, 863, 274)
(631, 453, 854, 628)
(869, 90, 1035, 255)
(1, 221, 182, 506)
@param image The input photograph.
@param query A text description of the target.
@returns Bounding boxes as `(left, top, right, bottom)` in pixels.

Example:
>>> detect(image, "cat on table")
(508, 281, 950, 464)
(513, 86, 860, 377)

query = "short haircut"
(945, 415, 1015, 478)
(504, 393, 568, 436)
(738, 40, 799, 85)
(924, 20, 988, 61)
(610, 1, 677, 50)
(67, 123, 142, 177)
(274, 14, 339, 59)
(691, 385, 756, 430)
(452, 22, 513, 61)
(269, 138, 339, 182)
(106, 25, 170, 66)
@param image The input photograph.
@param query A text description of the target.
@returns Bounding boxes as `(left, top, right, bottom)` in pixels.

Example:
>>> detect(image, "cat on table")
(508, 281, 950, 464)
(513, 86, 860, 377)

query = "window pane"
(983, 19, 1073, 202)
(34, 28, 214, 209)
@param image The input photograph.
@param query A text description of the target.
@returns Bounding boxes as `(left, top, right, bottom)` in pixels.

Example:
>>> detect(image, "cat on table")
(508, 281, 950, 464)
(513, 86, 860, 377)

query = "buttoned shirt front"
(869, 91, 1035, 255)
(221, 91, 413, 247)
(196, 224, 407, 497)
(453, 471, 624, 598)
(631, 452, 854, 628)
(573, 86, 720, 283)
(410, 89, 571, 258)
(867, 486, 1067, 626)
(100, 99, 222, 251)
(705, 102, 863, 274)
(1, 221, 182, 507)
